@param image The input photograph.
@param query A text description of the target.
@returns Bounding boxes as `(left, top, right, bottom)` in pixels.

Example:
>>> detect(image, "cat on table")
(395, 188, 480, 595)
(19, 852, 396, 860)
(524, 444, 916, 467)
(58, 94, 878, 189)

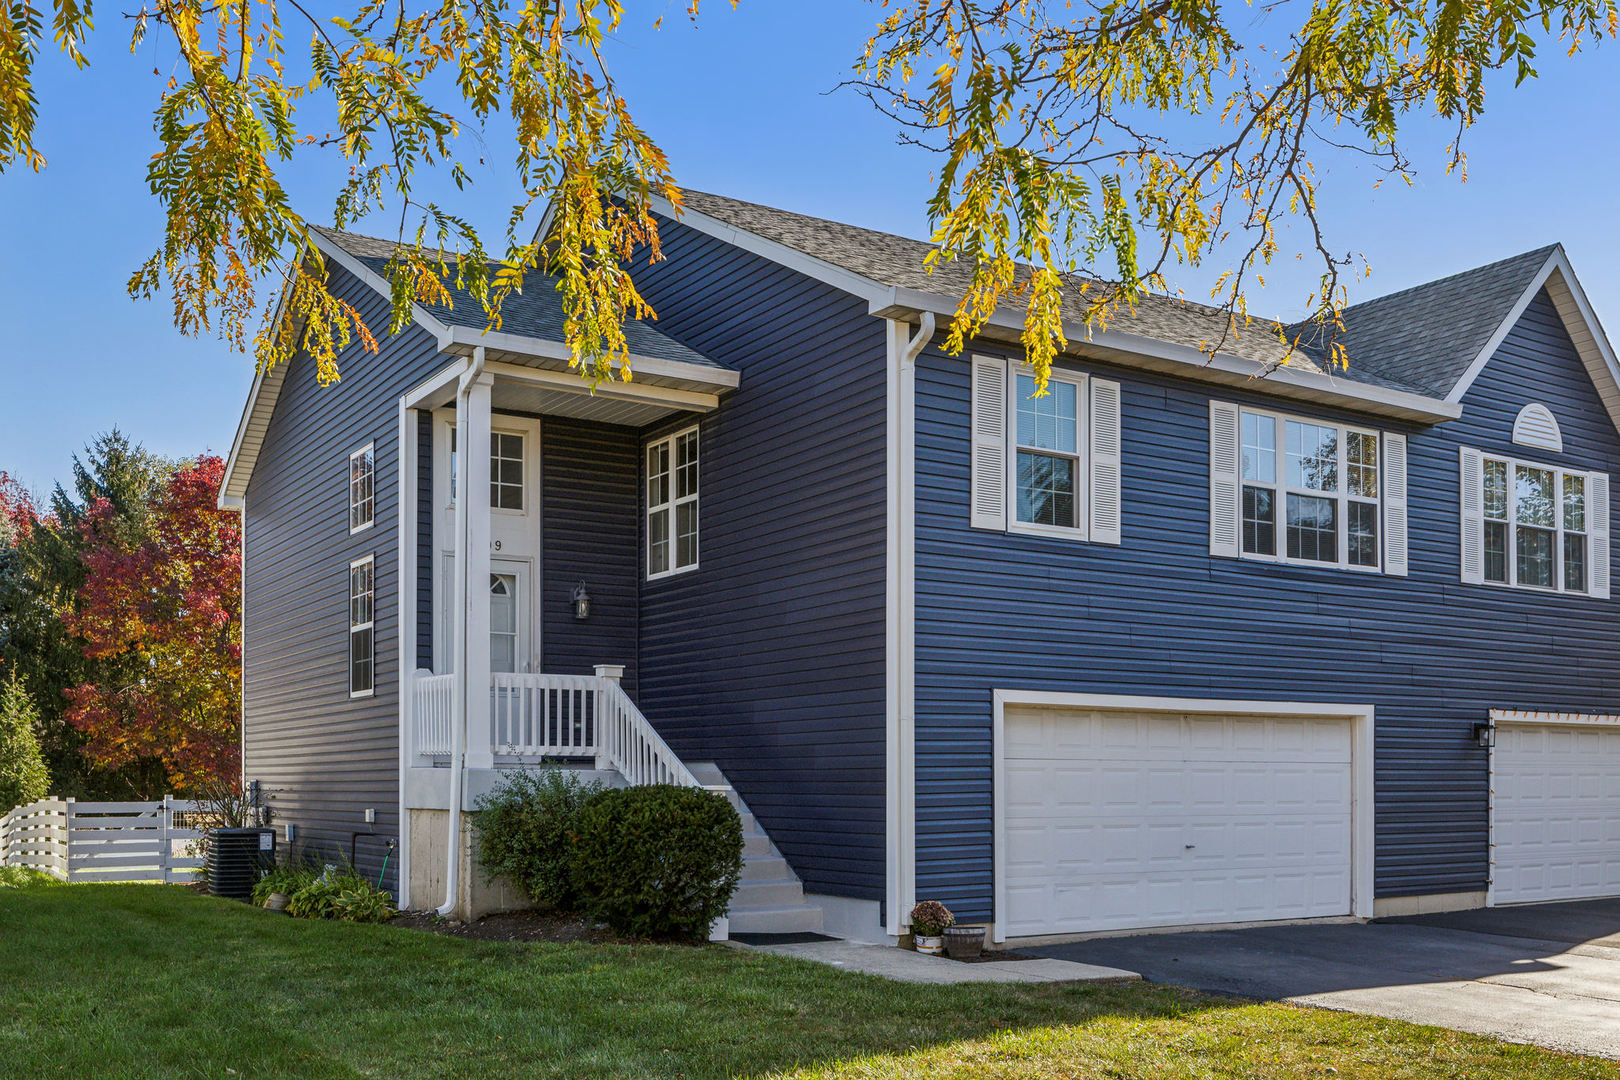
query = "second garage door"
(1494, 721, 1620, 904)
(999, 704, 1356, 939)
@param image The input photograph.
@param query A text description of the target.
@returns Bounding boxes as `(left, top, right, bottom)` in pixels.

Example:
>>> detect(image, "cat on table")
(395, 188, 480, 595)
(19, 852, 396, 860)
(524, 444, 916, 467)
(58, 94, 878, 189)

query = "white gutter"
(437, 346, 486, 918)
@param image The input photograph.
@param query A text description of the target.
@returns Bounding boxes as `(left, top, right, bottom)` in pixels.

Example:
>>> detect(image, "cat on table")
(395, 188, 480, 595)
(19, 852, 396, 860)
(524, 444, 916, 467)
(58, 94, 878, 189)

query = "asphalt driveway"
(1030, 899, 1620, 1059)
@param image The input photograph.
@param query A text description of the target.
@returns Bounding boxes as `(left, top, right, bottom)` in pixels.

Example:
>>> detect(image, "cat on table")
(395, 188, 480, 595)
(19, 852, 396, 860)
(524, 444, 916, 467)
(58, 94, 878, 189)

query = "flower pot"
(914, 934, 945, 955)
(944, 925, 984, 960)
(265, 892, 290, 912)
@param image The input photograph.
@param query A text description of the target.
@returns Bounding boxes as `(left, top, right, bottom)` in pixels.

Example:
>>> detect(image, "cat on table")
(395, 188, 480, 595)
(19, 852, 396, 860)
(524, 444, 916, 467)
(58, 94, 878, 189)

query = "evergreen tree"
(0, 674, 49, 811)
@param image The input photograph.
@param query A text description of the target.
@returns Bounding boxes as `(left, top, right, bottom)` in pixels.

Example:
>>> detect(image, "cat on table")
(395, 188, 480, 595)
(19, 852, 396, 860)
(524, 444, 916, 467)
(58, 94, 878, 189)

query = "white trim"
(313, 231, 450, 340)
(1005, 366, 1089, 540)
(437, 325, 739, 392)
(1486, 708, 1620, 908)
(875, 287, 1462, 424)
(396, 400, 415, 907)
(1465, 447, 1602, 597)
(644, 425, 701, 581)
(404, 359, 469, 410)
(348, 554, 376, 699)
(348, 442, 376, 534)
(990, 690, 1375, 943)
(1226, 403, 1384, 573)
(1491, 709, 1620, 728)
(482, 359, 723, 411)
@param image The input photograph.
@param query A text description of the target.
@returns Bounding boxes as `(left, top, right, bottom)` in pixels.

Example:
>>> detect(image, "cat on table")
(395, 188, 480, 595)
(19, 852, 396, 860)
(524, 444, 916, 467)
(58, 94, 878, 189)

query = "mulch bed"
(390, 908, 620, 944)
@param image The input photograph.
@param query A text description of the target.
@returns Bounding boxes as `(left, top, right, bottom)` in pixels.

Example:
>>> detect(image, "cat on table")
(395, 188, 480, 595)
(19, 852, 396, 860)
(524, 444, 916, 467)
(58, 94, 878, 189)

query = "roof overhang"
(1444, 247, 1620, 437)
(631, 192, 1460, 425)
(220, 228, 735, 508)
(872, 286, 1463, 425)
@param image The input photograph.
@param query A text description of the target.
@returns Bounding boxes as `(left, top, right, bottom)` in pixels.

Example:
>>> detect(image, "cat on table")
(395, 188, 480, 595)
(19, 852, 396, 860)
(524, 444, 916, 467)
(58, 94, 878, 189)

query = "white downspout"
(438, 346, 486, 917)
(886, 312, 934, 938)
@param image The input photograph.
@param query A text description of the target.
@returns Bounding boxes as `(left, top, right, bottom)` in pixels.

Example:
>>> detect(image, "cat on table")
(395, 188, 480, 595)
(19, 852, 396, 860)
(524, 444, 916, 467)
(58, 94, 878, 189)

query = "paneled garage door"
(1494, 722, 1620, 904)
(999, 705, 1355, 938)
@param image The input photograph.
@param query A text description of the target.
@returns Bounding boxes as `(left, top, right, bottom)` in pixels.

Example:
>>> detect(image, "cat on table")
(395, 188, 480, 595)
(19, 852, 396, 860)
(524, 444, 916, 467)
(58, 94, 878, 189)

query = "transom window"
(349, 444, 375, 533)
(1239, 408, 1380, 570)
(647, 426, 699, 579)
(349, 556, 375, 698)
(1481, 455, 1590, 592)
(1014, 374, 1081, 531)
(491, 432, 525, 510)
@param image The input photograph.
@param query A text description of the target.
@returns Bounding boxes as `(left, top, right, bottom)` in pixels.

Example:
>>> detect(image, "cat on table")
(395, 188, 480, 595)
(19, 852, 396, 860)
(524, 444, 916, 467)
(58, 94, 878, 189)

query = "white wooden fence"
(1, 796, 205, 883)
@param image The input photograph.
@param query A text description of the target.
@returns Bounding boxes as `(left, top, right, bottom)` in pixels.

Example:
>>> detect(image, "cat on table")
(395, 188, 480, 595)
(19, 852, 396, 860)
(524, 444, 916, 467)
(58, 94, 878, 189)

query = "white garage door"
(1494, 723, 1620, 904)
(1000, 706, 1354, 938)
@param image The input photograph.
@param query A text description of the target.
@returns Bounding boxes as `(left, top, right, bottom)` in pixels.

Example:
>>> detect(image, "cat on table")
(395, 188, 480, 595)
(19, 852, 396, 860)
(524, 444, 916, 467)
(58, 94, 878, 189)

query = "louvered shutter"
(1089, 379, 1122, 545)
(1382, 432, 1409, 576)
(970, 356, 1008, 531)
(1459, 447, 1485, 585)
(1209, 401, 1241, 557)
(1590, 471, 1611, 599)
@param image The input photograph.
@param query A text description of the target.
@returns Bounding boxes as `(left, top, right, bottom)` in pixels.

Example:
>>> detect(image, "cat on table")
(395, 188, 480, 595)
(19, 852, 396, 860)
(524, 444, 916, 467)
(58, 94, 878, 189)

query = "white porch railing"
(410, 670, 699, 788)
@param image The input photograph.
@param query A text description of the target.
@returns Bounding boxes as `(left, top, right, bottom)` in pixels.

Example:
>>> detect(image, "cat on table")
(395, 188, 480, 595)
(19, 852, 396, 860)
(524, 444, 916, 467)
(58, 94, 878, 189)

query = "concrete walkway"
(737, 938, 1140, 985)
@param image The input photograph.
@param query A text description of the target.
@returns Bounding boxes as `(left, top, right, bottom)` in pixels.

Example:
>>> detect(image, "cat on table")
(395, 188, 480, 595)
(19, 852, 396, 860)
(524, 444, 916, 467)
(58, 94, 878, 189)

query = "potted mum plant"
(910, 900, 954, 955)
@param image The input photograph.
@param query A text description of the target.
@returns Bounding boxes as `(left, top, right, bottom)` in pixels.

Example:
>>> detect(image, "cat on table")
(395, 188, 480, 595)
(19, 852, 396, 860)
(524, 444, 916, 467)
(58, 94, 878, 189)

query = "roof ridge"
(1333, 244, 1559, 318)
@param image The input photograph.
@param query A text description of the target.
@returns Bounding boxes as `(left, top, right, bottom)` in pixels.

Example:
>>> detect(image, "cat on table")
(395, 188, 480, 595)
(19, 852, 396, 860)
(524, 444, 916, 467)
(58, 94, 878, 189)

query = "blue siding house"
(222, 191, 1620, 944)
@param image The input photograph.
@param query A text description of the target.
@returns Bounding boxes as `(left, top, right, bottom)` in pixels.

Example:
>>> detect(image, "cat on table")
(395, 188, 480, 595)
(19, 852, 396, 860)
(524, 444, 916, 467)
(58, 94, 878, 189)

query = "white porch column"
(462, 371, 496, 773)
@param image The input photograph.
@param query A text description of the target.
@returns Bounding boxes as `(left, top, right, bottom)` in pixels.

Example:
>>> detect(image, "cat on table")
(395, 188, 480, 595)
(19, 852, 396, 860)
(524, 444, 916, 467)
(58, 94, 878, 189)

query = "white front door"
(999, 705, 1355, 938)
(489, 567, 524, 673)
(1494, 722, 1620, 904)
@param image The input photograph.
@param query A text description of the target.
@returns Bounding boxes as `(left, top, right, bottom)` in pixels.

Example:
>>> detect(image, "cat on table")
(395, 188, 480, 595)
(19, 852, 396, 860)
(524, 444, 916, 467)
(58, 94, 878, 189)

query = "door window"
(490, 573, 519, 672)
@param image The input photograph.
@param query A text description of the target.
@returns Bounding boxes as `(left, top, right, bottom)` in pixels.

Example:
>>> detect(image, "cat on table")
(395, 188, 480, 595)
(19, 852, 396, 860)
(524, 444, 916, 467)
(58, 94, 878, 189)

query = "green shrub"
(0, 866, 60, 889)
(0, 675, 49, 813)
(569, 785, 743, 940)
(473, 768, 604, 909)
(276, 866, 394, 923)
(251, 863, 319, 907)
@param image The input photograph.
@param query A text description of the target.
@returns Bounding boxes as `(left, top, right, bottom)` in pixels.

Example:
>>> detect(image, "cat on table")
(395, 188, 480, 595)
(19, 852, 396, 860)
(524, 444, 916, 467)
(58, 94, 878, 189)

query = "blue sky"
(3, 4, 1618, 494)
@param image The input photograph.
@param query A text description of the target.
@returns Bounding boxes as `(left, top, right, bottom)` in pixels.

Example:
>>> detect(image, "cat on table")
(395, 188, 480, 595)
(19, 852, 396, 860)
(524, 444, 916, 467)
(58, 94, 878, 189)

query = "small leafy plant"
(255, 860, 394, 923)
(251, 863, 318, 906)
(910, 901, 954, 937)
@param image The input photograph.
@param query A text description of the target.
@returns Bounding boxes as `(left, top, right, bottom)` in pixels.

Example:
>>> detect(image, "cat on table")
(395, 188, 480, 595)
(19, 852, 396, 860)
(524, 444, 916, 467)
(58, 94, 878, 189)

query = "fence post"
(160, 794, 173, 883)
(62, 797, 75, 881)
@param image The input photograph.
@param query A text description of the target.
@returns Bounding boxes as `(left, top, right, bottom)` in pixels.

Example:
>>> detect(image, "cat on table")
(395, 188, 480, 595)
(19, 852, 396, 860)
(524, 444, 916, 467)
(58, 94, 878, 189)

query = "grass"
(0, 884, 1615, 1079)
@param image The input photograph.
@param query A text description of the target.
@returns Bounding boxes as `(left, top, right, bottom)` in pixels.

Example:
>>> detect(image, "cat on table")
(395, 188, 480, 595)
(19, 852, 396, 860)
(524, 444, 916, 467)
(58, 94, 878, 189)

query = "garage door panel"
(1494, 722, 1620, 905)
(1001, 707, 1355, 936)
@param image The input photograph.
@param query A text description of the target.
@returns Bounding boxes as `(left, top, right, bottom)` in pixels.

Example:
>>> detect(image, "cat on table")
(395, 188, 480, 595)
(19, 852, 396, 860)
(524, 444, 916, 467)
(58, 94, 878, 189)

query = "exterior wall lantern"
(1472, 722, 1495, 749)
(572, 581, 591, 621)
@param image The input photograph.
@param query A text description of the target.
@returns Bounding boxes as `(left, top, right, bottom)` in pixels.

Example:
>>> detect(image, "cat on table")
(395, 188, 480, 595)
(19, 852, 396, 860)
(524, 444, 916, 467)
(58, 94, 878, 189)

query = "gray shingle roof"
(312, 227, 731, 372)
(677, 191, 1558, 399)
(1289, 246, 1559, 397)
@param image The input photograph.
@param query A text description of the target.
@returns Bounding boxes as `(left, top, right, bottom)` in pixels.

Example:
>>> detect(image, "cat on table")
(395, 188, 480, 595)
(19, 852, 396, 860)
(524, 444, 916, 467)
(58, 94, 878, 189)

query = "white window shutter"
(970, 356, 1008, 531)
(1459, 447, 1485, 585)
(1208, 401, 1241, 558)
(1089, 379, 1123, 545)
(1382, 432, 1409, 577)
(1590, 471, 1611, 599)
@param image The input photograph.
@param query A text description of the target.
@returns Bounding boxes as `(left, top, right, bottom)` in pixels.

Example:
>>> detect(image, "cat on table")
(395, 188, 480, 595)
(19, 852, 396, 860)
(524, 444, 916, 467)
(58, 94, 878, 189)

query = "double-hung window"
(968, 355, 1123, 544)
(349, 444, 375, 532)
(349, 556, 375, 697)
(647, 426, 699, 579)
(1212, 402, 1409, 574)
(1464, 449, 1609, 597)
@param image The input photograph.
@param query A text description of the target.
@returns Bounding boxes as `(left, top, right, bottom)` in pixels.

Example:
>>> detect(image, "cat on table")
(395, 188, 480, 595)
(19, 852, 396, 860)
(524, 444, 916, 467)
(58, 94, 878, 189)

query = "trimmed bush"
(473, 768, 603, 909)
(570, 785, 743, 940)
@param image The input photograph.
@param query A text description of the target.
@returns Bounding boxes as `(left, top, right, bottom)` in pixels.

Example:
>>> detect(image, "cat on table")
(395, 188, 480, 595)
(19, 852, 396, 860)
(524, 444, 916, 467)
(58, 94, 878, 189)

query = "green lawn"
(0, 883, 1614, 1079)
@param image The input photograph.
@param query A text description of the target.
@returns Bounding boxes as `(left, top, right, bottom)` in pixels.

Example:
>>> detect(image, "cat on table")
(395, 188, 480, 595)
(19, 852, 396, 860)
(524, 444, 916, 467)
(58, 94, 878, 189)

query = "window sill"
(646, 564, 699, 583)
(1006, 522, 1089, 542)
(1235, 552, 1383, 574)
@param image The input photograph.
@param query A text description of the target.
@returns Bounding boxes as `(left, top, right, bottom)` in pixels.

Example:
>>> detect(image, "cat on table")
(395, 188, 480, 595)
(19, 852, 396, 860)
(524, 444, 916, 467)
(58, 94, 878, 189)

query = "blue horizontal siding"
(914, 288, 1620, 920)
(627, 218, 890, 902)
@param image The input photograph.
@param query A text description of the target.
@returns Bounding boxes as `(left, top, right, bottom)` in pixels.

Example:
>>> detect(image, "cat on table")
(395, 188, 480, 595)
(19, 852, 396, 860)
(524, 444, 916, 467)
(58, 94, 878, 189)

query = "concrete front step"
(727, 903, 824, 935)
(741, 853, 790, 883)
(731, 878, 805, 908)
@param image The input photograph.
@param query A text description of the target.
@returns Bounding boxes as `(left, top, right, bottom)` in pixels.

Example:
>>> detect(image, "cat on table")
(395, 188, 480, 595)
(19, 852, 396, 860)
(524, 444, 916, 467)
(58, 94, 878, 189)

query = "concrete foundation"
(407, 808, 532, 921)
(1372, 890, 1488, 918)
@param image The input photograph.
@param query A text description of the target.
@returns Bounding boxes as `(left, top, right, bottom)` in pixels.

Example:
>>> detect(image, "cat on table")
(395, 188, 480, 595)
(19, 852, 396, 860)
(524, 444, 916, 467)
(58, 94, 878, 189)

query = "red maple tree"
(62, 456, 240, 792)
